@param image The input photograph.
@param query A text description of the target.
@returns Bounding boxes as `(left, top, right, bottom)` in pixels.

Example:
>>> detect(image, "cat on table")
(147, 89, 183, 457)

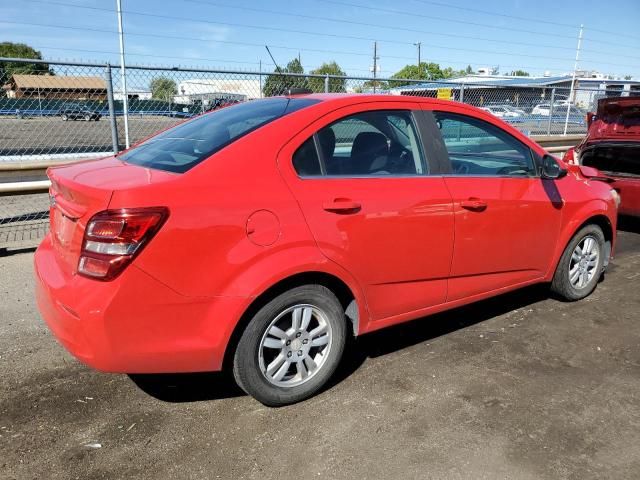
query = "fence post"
(459, 83, 465, 104)
(324, 74, 329, 93)
(547, 88, 556, 135)
(104, 64, 120, 155)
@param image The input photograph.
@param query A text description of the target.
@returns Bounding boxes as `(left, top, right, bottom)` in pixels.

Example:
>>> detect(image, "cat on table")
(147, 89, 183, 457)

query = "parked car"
(58, 103, 101, 121)
(485, 104, 526, 117)
(564, 96, 640, 216)
(479, 105, 521, 118)
(35, 94, 619, 406)
(532, 103, 583, 118)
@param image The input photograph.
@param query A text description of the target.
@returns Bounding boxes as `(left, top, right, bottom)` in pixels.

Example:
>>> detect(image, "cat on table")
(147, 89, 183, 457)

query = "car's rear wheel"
(551, 224, 605, 301)
(84, 114, 91, 121)
(233, 285, 346, 406)
(61, 114, 68, 121)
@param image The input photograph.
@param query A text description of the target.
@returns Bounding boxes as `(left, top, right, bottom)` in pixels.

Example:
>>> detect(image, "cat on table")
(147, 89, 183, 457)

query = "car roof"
(281, 93, 479, 110)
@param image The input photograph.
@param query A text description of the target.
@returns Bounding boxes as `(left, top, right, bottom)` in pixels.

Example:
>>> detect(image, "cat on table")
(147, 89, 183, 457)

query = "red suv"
(35, 94, 618, 406)
(564, 97, 640, 217)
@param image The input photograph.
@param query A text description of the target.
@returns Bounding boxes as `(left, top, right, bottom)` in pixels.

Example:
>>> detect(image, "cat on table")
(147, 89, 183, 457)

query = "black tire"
(61, 114, 68, 121)
(551, 224, 605, 301)
(84, 114, 91, 121)
(233, 285, 346, 406)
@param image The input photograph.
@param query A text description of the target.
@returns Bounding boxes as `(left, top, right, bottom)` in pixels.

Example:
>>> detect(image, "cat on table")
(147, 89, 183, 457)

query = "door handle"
(322, 198, 362, 213)
(460, 198, 487, 211)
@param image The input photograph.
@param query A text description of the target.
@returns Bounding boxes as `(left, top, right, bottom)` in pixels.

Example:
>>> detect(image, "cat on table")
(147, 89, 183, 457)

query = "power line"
(6, 17, 638, 72)
(316, 0, 578, 40)
(409, 0, 640, 42)
(407, 0, 577, 28)
(18, 0, 407, 46)
(183, 0, 578, 52)
(17, 0, 640, 63)
(0, 20, 397, 59)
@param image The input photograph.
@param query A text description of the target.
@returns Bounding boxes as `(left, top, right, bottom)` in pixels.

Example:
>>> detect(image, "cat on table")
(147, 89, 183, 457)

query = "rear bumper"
(34, 234, 249, 373)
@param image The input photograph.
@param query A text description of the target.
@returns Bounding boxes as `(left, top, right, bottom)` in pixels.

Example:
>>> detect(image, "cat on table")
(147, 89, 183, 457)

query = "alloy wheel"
(569, 235, 600, 289)
(258, 304, 332, 388)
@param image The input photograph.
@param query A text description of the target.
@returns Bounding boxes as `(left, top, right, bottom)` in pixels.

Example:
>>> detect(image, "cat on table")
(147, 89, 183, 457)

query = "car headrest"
(317, 128, 336, 159)
(351, 132, 388, 161)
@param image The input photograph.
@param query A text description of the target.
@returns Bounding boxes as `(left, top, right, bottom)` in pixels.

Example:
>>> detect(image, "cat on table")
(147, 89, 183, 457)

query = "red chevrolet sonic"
(35, 94, 619, 406)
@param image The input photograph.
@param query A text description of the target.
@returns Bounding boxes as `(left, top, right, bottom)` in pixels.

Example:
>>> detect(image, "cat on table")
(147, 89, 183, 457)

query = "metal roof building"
(388, 74, 640, 109)
(2, 74, 107, 100)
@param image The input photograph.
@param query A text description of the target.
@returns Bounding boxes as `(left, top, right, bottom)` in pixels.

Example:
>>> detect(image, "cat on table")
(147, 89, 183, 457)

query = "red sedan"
(35, 94, 618, 406)
(564, 97, 640, 217)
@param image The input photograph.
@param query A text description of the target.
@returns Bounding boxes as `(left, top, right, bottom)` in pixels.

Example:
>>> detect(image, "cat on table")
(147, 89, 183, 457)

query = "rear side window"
(292, 110, 427, 177)
(121, 97, 319, 173)
(434, 112, 536, 176)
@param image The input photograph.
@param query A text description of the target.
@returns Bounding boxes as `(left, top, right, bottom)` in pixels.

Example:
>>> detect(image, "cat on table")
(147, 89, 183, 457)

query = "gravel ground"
(1, 219, 639, 480)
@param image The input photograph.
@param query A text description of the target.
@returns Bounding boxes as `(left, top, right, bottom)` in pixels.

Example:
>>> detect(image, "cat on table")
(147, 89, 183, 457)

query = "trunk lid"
(48, 156, 177, 274)
(590, 97, 640, 140)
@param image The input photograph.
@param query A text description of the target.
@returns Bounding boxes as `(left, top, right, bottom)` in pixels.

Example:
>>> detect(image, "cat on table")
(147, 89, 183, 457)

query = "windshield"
(120, 97, 320, 173)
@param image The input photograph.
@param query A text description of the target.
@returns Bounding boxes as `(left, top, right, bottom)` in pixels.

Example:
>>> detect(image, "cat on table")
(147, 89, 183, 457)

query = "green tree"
(442, 67, 467, 79)
(355, 79, 389, 92)
(0, 42, 52, 83)
(624, 75, 633, 80)
(388, 62, 447, 88)
(465, 65, 474, 74)
(263, 58, 309, 96)
(509, 70, 530, 77)
(150, 77, 177, 102)
(308, 61, 347, 93)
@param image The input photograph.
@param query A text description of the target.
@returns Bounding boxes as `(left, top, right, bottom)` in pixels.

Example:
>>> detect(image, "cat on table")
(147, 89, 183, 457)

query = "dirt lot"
(1, 220, 639, 480)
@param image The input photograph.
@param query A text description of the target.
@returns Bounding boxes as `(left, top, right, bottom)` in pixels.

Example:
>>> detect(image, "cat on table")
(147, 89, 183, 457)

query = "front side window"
(292, 110, 427, 177)
(121, 97, 319, 173)
(434, 112, 536, 176)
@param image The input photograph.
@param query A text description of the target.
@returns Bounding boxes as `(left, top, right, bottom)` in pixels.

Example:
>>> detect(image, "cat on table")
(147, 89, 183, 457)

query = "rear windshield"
(120, 97, 319, 173)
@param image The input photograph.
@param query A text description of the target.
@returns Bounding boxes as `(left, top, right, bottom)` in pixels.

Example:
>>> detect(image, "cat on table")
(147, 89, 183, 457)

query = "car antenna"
(265, 46, 282, 72)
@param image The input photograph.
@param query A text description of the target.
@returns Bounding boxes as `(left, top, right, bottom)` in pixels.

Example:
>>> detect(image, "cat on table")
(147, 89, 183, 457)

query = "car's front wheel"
(61, 114, 68, 121)
(551, 224, 606, 301)
(233, 285, 347, 406)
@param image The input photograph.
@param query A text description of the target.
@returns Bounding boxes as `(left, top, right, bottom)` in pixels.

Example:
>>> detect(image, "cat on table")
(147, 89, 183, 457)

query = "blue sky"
(1, 0, 639, 78)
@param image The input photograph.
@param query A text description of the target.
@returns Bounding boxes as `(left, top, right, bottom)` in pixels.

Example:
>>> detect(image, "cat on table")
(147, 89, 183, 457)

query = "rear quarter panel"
(108, 109, 370, 330)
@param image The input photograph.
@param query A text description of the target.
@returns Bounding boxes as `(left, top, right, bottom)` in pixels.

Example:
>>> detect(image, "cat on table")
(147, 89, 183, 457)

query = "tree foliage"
(308, 61, 347, 93)
(263, 58, 309, 96)
(150, 76, 177, 101)
(509, 70, 530, 77)
(0, 42, 52, 82)
(388, 62, 468, 88)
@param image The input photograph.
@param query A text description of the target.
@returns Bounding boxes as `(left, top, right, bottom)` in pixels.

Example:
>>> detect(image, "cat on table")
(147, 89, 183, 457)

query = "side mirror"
(540, 154, 567, 180)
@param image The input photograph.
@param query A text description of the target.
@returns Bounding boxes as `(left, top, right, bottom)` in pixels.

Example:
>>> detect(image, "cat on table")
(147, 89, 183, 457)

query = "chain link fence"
(1, 57, 636, 249)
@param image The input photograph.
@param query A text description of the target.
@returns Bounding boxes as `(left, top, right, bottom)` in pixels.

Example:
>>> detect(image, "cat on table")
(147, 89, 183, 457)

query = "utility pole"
(372, 41, 379, 93)
(259, 59, 263, 98)
(116, 0, 130, 149)
(414, 42, 421, 66)
(564, 24, 583, 135)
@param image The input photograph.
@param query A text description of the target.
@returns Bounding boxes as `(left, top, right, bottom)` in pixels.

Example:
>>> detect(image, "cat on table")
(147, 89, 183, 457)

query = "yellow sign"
(437, 88, 452, 100)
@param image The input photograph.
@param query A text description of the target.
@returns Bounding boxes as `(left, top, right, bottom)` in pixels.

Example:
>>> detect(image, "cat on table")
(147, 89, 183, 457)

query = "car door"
(278, 103, 454, 321)
(421, 108, 563, 301)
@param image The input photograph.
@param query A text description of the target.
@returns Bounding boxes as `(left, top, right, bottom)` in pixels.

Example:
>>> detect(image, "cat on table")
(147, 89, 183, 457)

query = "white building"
(173, 78, 261, 104)
(113, 88, 152, 101)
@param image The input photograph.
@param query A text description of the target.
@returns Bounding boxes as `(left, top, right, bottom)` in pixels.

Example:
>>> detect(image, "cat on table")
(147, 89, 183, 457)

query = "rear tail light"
(562, 147, 576, 165)
(78, 207, 168, 280)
